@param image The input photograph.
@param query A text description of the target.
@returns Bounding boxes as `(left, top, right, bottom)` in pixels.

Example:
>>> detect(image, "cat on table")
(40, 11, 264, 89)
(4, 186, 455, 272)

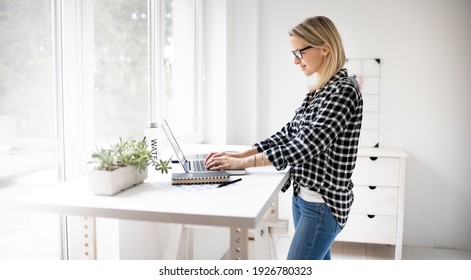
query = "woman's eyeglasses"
(292, 46, 313, 59)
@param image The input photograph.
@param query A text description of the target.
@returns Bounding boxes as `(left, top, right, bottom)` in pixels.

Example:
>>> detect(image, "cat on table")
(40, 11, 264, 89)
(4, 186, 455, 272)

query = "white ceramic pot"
(88, 166, 148, 196)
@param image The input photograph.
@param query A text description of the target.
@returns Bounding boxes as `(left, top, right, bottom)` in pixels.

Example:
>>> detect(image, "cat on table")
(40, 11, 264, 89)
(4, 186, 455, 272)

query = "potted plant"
(88, 137, 171, 195)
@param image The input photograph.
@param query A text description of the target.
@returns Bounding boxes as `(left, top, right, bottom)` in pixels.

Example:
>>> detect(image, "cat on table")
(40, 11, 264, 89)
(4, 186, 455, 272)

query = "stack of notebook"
(171, 171, 230, 185)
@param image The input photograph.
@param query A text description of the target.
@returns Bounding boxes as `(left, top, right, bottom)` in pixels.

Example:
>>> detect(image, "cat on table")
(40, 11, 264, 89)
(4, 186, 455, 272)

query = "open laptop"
(161, 119, 246, 175)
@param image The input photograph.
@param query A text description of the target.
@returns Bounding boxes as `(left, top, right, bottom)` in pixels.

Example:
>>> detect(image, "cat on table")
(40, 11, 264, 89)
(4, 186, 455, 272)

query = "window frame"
(149, 0, 204, 143)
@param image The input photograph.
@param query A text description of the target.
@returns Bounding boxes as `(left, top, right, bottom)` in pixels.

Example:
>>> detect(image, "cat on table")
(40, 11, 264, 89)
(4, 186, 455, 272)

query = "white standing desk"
(15, 145, 289, 260)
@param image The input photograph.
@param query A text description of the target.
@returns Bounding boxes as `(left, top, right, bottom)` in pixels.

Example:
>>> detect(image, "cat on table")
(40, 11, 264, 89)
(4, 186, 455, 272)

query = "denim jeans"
(287, 195, 341, 260)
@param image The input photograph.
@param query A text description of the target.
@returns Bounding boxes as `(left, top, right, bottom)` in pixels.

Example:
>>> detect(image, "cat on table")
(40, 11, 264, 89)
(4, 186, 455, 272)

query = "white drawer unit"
(351, 186, 398, 216)
(338, 214, 397, 245)
(336, 147, 408, 260)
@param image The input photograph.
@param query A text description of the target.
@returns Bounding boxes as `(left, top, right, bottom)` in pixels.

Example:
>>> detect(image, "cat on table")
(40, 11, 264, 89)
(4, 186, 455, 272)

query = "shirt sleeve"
(254, 120, 294, 152)
(264, 83, 360, 171)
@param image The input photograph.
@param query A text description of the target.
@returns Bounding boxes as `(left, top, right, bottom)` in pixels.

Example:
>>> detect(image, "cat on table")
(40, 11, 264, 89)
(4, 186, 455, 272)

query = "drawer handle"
(369, 143, 379, 161)
(369, 186, 377, 190)
(367, 214, 375, 219)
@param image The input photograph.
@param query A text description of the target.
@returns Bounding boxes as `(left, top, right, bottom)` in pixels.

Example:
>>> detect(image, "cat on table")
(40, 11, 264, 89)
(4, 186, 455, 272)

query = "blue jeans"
(287, 195, 341, 260)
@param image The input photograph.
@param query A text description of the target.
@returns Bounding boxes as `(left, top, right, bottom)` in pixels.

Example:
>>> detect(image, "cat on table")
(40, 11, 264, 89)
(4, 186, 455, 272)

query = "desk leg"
(254, 223, 275, 259)
(230, 227, 249, 260)
(162, 224, 190, 259)
(267, 196, 279, 221)
(253, 196, 289, 259)
(66, 216, 97, 260)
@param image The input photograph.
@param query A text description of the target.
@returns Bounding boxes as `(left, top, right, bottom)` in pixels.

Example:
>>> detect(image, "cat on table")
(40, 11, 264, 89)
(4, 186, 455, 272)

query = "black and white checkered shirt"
(254, 68, 363, 228)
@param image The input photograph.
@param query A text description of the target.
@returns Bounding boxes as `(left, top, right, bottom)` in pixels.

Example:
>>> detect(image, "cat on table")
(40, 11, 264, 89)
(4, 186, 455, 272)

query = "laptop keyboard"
(192, 160, 208, 172)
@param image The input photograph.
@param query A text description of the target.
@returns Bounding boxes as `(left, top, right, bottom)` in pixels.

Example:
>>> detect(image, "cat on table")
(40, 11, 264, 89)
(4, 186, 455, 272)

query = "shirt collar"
(322, 68, 348, 89)
(304, 68, 348, 102)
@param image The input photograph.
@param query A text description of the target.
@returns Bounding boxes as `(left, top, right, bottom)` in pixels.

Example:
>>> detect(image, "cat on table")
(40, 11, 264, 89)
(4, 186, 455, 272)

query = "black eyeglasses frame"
(291, 46, 313, 59)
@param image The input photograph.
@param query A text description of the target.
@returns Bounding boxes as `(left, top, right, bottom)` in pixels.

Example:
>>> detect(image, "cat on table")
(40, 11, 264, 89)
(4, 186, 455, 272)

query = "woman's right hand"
(204, 147, 259, 170)
(204, 151, 244, 170)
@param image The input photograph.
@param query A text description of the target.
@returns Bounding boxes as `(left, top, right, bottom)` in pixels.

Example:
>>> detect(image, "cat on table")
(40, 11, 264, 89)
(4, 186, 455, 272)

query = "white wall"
(205, 0, 471, 250)
(202, 0, 260, 144)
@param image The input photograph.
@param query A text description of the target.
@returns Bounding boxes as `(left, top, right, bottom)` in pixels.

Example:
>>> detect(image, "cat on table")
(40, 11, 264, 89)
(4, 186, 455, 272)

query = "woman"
(205, 16, 363, 260)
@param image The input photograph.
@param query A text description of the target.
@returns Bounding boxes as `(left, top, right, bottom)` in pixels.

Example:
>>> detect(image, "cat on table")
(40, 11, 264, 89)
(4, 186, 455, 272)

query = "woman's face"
(290, 36, 327, 77)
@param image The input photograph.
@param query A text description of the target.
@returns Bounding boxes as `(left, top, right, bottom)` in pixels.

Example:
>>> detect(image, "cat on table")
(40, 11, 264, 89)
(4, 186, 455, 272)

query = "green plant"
(90, 137, 172, 174)
(154, 158, 173, 174)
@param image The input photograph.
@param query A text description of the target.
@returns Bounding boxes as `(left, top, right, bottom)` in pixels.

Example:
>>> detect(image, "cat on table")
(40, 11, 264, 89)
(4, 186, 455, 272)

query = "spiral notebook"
(171, 170, 230, 185)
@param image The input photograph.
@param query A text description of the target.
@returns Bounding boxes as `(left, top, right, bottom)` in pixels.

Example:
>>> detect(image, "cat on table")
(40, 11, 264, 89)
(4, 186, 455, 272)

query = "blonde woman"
(205, 16, 363, 260)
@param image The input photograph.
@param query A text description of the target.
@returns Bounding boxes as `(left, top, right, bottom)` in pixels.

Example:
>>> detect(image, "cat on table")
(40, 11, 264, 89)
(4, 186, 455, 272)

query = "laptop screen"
(161, 119, 188, 170)
(161, 119, 247, 175)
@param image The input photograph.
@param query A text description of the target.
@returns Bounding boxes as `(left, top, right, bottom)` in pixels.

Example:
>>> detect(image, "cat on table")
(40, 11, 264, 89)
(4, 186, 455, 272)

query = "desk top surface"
(16, 164, 288, 229)
(15, 144, 408, 229)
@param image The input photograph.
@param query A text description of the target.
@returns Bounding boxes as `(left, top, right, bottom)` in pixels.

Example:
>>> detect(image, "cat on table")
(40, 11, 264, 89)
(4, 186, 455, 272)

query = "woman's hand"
(204, 151, 247, 170)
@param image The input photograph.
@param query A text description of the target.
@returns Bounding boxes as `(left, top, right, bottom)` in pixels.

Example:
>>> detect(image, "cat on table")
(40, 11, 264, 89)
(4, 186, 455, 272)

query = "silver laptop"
(161, 119, 246, 175)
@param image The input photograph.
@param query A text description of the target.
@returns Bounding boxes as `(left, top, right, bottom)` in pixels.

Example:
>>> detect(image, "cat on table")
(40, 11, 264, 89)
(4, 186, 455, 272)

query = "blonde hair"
(289, 16, 346, 91)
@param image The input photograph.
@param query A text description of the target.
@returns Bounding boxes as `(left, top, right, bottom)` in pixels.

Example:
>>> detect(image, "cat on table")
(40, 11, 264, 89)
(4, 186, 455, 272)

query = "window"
(86, 0, 202, 149)
(0, 0, 202, 259)
(0, 0, 61, 259)
(159, 0, 201, 139)
(91, 0, 149, 143)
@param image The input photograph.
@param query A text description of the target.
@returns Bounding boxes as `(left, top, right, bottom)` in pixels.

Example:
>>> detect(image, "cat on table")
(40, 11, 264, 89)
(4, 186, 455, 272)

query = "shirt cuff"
(265, 146, 288, 171)
(253, 143, 264, 153)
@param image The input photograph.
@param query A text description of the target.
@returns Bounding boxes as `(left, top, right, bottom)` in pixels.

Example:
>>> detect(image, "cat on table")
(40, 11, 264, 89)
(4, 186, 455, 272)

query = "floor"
(274, 236, 471, 260)
(3, 227, 471, 260)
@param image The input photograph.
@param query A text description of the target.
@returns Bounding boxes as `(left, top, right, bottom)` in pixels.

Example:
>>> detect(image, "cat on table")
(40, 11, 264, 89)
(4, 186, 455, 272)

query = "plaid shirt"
(254, 68, 363, 228)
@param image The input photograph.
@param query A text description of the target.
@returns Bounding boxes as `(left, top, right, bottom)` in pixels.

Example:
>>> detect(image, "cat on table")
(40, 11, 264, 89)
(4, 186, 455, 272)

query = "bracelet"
(261, 155, 265, 166)
(253, 154, 256, 167)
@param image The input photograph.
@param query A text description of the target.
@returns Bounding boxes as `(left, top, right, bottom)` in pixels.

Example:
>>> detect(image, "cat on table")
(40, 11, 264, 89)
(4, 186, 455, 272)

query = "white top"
(299, 187, 325, 203)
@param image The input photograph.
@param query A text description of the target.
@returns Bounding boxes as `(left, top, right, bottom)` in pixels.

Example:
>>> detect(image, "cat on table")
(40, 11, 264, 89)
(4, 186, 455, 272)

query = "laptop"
(161, 119, 246, 175)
